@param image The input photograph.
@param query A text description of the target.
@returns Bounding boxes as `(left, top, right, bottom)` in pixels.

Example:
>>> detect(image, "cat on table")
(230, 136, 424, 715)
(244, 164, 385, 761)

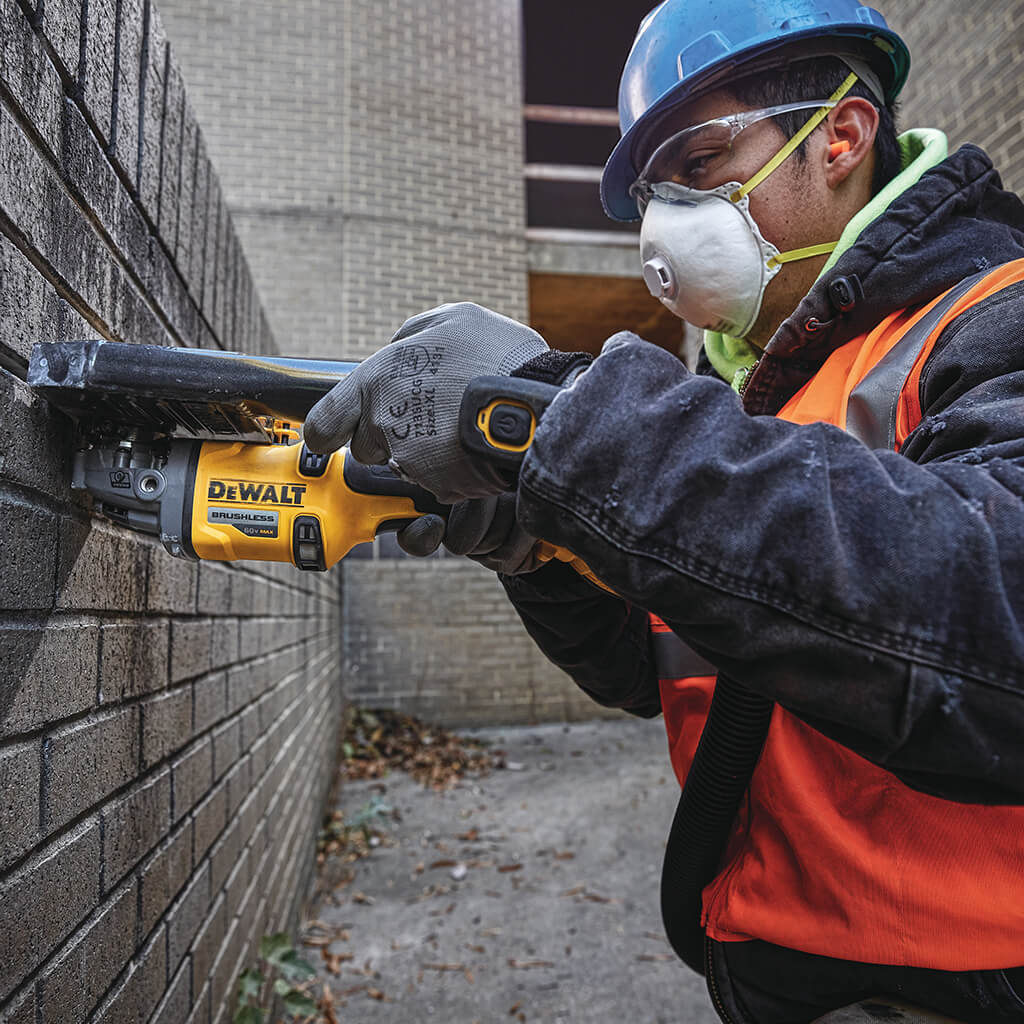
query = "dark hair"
(725, 56, 902, 196)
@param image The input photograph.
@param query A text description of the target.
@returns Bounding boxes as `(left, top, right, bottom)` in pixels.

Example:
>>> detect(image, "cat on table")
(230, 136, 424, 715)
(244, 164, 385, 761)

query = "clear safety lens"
(629, 99, 838, 215)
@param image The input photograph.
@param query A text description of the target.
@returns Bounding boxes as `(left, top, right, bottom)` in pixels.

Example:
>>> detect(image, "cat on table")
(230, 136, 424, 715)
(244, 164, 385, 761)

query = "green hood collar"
(703, 128, 950, 390)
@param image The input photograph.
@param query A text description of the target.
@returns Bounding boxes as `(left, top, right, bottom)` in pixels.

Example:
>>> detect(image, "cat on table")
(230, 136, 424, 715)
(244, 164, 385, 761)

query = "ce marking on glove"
(395, 344, 444, 378)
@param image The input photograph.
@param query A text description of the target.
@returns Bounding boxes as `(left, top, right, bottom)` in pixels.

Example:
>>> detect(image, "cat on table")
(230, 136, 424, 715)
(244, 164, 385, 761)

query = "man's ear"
(822, 97, 879, 190)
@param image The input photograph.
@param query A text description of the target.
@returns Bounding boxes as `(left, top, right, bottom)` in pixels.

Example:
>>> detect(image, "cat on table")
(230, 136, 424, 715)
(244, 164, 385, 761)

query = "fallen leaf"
(497, 864, 522, 873)
(353, 892, 375, 905)
(553, 851, 575, 861)
(508, 958, 555, 969)
(302, 936, 332, 947)
(508, 1003, 522, 1015)
(422, 962, 466, 972)
(367, 987, 389, 1001)
(429, 859, 457, 869)
(561, 886, 585, 897)
(457, 828, 479, 841)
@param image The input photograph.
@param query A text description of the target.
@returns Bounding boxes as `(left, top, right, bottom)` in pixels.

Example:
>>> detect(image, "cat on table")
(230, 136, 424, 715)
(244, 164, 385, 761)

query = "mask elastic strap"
(767, 241, 837, 269)
(730, 71, 859, 203)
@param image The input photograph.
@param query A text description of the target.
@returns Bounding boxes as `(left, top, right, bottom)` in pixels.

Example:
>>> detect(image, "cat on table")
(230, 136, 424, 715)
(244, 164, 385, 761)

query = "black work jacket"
(502, 144, 1024, 804)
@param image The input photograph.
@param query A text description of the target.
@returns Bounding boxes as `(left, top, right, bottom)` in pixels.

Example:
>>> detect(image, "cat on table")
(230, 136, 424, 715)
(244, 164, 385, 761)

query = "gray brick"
(138, 817, 192, 938)
(92, 922, 167, 1024)
(191, 778, 226, 864)
(186, 132, 209, 305)
(0, 741, 40, 872)
(211, 719, 240, 782)
(109, 0, 143, 181)
(101, 767, 170, 887)
(45, 708, 139, 832)
(81, 0, 116, 145)
(61, 97, 150, 273)
(211, 618, 240, 675)
(224, 756, 250, 820)
(238, 705, 260, 753)
(196, 561, 232, 616)
(171, 736, 211, 823)
(0, 819, 100, 1003)
(0, 618, 98, 734)
(158, 57, 185, 246)
(0, 987, 34, 1024)
(99, 619, 169, 702)
(0, 0, 62, 158)
(37, 881, 136, 1023)
(56, 517, 148, 611)
(185, 982, 209, 1024)
(208, 917, 243, 1021)
(0, 234, 60, 366)
(41, 0, 82, 82)
(137, 6, 167, 222)
(189, 891, 225, 998)
(171, 618, 212, 684)
(192, 670, 226, 735)
(166, 860, 209, 976)
(0, 496, 58, 609)
(149, 953, 190, 1024)
(174, 103, 198, 293)
(0, 367, 77, 500)
(147, 545, 197, 612)
(208, 812, 242, 896)
(141, 685, 192, 767)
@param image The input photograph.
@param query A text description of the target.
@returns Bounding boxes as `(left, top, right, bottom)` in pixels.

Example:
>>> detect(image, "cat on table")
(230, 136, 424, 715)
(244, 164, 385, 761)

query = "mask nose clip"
(642, 256, 676, 299)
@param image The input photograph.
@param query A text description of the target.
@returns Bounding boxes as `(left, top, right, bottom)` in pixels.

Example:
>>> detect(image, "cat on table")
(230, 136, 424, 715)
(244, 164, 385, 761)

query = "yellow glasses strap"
(731, 71, 859, 203)
(766, 241, 838, 269)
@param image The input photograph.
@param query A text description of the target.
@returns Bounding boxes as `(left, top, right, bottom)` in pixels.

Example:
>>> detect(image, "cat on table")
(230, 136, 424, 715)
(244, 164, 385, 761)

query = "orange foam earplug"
(829, 140, 852, 158)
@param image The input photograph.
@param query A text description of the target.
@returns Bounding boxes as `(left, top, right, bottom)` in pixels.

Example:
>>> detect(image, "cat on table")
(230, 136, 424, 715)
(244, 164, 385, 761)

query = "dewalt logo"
(207, 478, 307, 506)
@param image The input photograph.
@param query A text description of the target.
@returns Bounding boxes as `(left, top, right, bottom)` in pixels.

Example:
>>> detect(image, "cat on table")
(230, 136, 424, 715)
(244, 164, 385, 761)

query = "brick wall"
(0, 1, 342, 1021)
(882, 0, 1023, 192)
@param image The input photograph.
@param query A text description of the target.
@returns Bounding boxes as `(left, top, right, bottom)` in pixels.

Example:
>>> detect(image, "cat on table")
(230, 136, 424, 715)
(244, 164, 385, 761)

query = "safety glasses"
(628, 99, 839, 215)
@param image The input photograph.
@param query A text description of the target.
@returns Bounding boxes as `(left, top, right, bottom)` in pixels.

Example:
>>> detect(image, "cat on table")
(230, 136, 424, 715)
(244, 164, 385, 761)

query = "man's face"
(639, 85, 866, 346)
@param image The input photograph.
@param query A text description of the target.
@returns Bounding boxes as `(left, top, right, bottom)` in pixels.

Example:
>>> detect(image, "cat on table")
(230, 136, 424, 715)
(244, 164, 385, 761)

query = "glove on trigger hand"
(445, 493, 542, 575)
(302, 302, 548, 504)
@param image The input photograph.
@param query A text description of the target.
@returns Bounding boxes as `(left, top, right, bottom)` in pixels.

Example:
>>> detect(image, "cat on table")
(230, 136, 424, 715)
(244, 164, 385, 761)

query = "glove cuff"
(512, 351, 593, 387)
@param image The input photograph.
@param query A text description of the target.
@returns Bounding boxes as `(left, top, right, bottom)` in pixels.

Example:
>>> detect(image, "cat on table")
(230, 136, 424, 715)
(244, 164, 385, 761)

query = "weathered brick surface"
(0, 820, 100, 1003)
(0, 741, 40, 872)
(138, 817, 192, 937)
(0, 618, 98, 734)
(0, 1, 342, 1019)
(883, 1, 1023, 193)
(45, 708, 141, 831)
(102, 768, 172, 889)
(36, 882, 136, 1022)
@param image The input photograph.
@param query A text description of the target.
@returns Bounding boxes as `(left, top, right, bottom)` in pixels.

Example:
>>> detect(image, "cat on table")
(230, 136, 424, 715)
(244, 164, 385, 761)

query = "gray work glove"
(302, 302, 548, 503)
(394, 494, 543, 575)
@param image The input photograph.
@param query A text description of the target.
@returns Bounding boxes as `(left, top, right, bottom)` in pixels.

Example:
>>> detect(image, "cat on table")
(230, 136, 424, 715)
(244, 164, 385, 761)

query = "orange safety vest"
(655, 259, 1024, 970)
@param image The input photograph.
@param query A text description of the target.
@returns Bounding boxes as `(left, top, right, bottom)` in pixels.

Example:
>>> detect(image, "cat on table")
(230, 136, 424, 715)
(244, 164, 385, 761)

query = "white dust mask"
(639, 181, 783, 338)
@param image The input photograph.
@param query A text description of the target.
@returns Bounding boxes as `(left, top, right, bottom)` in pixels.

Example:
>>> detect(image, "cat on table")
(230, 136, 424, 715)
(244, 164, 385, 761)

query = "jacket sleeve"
(515, 291, 1024, 802)
(498, 559, 661, 718)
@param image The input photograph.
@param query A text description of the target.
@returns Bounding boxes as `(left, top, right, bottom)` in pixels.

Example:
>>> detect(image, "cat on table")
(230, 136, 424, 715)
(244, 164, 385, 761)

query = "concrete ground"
(302, 717, 718, 1023)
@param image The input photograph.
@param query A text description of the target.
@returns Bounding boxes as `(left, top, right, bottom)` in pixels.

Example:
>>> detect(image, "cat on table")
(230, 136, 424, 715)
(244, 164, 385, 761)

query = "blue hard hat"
(602, 0, 910, 221)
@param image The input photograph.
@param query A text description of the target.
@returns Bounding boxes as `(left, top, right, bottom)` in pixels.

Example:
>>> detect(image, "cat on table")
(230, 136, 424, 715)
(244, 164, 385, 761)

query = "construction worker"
(304, 1, 1024, 1020)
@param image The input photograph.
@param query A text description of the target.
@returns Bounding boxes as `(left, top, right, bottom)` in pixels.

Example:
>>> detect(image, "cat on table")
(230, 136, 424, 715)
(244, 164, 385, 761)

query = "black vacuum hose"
(660, 673, 774, 973)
